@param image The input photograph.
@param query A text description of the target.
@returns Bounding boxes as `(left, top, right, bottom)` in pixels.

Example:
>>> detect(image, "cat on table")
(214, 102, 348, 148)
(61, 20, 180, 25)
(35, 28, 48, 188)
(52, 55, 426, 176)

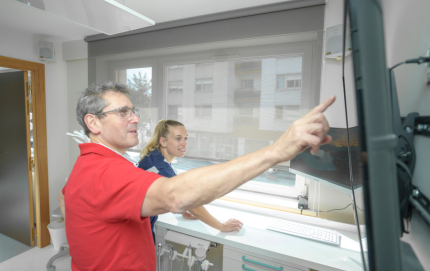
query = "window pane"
(116, 67, 152, 152)
(103, 33, 321, 192)
(277, 75, 284, 89)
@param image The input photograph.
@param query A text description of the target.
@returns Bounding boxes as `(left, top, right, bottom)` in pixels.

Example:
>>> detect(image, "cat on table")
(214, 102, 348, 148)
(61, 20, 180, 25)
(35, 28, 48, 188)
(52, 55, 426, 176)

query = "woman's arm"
(189, 206, 242, 232)
(58, 192, 66, 220)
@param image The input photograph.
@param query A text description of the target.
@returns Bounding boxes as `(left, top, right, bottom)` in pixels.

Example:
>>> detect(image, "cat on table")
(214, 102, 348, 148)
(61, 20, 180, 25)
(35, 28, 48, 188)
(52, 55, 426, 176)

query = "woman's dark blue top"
(138, 149, 176, 244)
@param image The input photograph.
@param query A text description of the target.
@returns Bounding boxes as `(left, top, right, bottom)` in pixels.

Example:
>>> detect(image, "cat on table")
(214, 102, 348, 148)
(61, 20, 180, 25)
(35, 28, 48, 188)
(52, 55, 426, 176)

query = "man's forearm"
(142, 96, 336, 217)
(168, 145, 276, 213)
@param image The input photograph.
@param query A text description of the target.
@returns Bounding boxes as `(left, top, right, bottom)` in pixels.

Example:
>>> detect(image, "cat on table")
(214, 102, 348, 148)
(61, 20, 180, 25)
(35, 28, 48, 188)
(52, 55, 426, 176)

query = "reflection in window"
(196, 78, 213, 91)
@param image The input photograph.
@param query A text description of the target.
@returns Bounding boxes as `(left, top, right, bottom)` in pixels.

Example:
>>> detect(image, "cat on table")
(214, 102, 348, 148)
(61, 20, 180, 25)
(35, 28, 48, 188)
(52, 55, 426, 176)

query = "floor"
(0, 244, 71, 271)
(0, 233, 33, 263)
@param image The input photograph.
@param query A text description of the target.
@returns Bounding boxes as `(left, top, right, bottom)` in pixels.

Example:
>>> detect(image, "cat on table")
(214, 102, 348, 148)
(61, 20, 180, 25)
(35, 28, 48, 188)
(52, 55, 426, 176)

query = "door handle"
(242, 256, 283, 271)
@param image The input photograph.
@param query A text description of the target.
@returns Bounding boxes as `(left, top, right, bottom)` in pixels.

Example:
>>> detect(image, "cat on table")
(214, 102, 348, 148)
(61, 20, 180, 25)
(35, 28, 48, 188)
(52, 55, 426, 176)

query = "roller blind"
(87, 1, 325, 191)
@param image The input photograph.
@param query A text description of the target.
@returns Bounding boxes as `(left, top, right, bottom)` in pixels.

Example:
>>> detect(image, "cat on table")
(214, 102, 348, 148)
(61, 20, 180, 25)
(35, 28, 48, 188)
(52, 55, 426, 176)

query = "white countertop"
(155, 200, 366, 271)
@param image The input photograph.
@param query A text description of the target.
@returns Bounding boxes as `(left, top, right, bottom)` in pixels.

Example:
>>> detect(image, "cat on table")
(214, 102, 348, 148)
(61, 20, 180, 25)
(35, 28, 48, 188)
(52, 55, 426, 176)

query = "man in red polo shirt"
(61, 82, 335, 271)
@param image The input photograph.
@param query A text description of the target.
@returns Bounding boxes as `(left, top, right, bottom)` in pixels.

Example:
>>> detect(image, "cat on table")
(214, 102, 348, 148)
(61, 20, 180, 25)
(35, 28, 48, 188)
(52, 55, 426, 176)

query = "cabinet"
(223, 246, 309, 271)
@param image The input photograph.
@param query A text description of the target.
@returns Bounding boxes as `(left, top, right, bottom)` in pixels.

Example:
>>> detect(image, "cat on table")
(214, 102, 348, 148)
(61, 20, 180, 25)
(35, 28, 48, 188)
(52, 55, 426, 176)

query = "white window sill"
(223, 189, 299, 210)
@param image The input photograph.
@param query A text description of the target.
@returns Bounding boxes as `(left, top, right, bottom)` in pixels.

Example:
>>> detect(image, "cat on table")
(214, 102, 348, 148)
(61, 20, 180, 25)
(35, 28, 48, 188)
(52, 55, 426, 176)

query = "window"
(276, 105, 301, 120)
(195, 105, 212, 117)
(168, 105, 182, 120)
(277, 74, 302, 90)
(114, 67, 152, 152)
(236, 61, 261, 71)
(238, 107, 253, 116)
(169, 65, 184, 69)
(169, 81, 183, 92)
(241, 79, 254, 90)
(195, 78, 213, 92)
(95, 21, 323, 211)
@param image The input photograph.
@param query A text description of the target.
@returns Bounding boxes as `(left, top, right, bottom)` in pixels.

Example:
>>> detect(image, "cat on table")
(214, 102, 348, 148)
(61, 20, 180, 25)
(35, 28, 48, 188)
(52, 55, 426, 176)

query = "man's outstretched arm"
(142, 96, 336, 217)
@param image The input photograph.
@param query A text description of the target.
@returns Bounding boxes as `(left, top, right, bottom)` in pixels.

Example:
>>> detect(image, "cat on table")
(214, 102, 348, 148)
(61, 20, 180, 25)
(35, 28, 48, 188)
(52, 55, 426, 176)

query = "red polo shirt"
(63, 143, 161, 271)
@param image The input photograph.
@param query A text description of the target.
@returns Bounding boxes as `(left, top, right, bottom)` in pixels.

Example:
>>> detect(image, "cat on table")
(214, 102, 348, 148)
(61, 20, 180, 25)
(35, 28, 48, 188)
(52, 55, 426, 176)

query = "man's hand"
(181, 211, 198, 220)
(271, 95, 336, 162)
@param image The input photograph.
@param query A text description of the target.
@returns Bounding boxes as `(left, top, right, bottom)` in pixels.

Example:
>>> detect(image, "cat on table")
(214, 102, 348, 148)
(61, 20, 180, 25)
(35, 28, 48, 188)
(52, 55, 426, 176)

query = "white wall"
(0, 27, 70, 221)
(381, 0, 430, 268)
(66, 58, 88, 172)
(307, 0, 362, 225)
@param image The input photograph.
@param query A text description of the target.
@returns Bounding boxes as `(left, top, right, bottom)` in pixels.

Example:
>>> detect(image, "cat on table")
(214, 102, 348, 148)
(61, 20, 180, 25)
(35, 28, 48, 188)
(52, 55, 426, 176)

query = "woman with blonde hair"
(138, 119, 242, 243)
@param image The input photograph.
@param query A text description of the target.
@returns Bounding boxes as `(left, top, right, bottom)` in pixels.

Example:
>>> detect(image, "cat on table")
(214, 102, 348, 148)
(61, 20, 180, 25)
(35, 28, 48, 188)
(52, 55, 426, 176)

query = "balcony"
(234, 88, 261, 105)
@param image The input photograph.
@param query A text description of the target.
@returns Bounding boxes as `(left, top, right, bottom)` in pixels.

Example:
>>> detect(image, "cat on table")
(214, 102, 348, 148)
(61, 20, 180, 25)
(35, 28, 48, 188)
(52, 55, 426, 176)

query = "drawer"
(155, 225, 166, 238)
(223, 257, 302, 271)
(224, 246, 308, 271)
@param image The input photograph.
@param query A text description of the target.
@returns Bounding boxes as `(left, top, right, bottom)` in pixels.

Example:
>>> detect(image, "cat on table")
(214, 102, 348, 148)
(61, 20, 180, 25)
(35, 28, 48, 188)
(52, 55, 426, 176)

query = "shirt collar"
(79, 143, 139, 167)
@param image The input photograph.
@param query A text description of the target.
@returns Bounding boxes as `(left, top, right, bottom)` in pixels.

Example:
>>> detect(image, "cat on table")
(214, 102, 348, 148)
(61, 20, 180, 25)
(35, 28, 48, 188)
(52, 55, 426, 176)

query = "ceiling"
(0, 0, 290, 42)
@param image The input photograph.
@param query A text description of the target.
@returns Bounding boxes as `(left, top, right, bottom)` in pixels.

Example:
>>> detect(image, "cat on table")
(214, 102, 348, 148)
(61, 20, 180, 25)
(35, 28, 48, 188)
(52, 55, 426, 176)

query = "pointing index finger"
(308, 95, 336, 115)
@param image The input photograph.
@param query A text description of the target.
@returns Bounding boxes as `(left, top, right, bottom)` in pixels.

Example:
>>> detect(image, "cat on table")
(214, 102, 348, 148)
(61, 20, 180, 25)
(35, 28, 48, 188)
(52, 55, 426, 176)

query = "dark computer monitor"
(347, 0, 404, 270)
(290, 126, 362, 194)
(296, 0, 408, 270)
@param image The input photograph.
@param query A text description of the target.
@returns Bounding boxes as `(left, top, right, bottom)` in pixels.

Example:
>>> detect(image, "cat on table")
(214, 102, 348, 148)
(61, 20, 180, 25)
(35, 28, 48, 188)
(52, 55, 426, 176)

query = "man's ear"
(84, 114, 101, 135)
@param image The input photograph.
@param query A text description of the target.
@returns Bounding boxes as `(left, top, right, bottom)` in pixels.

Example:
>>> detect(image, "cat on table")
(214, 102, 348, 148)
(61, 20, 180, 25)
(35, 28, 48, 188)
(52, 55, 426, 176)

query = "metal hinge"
(31, 228, 37, 242)
(27, 100, 32, 114)
(26, 83, 32, 113)
(29, 157, 35, 171)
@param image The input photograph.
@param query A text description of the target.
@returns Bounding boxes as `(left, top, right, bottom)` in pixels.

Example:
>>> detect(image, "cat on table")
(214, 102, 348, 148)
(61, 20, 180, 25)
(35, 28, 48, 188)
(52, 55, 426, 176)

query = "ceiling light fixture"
(13, 0, 155, 35)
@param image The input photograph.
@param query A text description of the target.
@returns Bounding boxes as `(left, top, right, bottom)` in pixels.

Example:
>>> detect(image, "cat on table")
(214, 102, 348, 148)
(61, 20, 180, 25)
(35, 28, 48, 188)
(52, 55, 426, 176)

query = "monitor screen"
(290, 126, 362, 194)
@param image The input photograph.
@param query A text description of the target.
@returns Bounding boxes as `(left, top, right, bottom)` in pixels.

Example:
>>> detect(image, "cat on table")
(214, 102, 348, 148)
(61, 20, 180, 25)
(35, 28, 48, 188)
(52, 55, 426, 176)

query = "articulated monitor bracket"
(401, 114, 430, 228)
(390, 68, 430, 231)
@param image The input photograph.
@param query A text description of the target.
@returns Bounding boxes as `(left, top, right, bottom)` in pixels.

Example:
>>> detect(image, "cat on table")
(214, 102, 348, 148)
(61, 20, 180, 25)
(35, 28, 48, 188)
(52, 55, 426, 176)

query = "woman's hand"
(181, 211, 198, 220)
(220, 219, 243, 232)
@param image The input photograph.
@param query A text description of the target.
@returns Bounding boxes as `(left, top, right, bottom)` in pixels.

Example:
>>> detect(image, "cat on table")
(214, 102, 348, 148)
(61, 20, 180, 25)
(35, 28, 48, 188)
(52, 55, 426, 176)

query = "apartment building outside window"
(169, 80, 183, 92)
(195, 105, 212, 117)
(241, 79, 254, 90)
(277, 74, 302, 90)
(168, 105, 182, 120)
(275, 105, 301, 120)
(195, 78, 213, 92)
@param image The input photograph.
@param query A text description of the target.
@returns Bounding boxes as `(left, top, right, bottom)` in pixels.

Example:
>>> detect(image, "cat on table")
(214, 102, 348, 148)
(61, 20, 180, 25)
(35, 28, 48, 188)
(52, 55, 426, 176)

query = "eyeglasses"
(95, 107, 140, 120)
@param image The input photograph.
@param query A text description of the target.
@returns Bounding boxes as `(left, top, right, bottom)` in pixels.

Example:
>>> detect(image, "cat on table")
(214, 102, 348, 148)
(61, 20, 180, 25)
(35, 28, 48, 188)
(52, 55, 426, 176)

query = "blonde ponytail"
(139, 119, 184, 161)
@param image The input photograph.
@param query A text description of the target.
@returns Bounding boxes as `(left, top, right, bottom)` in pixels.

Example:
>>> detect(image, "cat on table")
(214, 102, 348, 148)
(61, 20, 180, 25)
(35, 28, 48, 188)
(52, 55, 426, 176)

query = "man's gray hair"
(76, 82, 130, 136)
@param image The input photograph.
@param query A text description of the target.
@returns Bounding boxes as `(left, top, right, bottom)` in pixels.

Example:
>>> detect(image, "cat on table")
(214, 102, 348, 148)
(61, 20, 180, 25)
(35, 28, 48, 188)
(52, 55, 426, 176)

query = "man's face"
(96, 91, 139, 154)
